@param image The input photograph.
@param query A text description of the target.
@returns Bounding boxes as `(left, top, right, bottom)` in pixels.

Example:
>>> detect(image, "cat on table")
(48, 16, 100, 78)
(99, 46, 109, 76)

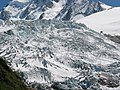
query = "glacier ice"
(0, 19, 120, 89)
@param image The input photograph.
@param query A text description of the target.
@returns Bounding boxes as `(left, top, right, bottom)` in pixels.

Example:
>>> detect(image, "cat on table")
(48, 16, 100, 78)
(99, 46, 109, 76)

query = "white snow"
(0, 24, 15, 32)
(100, 2, 112, 9)
(101, 86, 120, 90)
(43, 1, 65, 20)
(6, 0, 66, 20)
(13, 0, 30, 3)
(5, 5, 21, 16)
(76, 7, 120, 35)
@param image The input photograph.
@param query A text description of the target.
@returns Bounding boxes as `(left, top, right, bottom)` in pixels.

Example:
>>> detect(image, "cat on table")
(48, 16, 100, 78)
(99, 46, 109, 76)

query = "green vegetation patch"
(0, 58, 30, 90)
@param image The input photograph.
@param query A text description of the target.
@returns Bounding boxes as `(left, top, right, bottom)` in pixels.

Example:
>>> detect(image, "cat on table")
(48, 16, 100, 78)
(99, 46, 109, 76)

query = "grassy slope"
(0, 58, 30, 90)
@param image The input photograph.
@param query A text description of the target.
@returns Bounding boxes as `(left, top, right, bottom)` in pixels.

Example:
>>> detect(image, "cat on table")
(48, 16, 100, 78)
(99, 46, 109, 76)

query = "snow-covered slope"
(0, 19, 120, 89)
(0, 0, 110, 20)
(76, 7, 120, 35)
(0, 19, 15, 32)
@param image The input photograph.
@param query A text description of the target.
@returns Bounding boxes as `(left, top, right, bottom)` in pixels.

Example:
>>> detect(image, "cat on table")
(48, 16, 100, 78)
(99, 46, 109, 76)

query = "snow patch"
(101, 86, 120, 90)
(13, 0, 30, 3)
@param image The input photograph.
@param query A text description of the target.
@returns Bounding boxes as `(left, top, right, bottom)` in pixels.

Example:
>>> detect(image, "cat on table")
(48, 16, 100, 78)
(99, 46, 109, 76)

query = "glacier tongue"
(0, 19, 120, 89)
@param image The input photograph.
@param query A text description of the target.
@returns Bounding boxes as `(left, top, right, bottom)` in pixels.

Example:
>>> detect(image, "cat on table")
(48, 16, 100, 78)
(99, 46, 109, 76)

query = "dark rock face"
(104, 34, 120, 44)
(0, 10, 10, 20)
(55, 0, 103, 20)
(54, 0, 60, 2)
(97, 73, 119, 88)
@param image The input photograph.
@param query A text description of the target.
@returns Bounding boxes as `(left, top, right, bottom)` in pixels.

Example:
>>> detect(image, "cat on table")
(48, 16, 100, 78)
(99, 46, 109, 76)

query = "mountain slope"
(0, 58, 31, 90)
(0, 0, 111, 20)
(76, 7, 120, 35)
(0, 19, 120, 89)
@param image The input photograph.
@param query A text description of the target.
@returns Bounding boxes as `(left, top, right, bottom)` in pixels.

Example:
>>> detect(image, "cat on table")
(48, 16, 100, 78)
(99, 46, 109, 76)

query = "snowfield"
(76, 7, 120, 35)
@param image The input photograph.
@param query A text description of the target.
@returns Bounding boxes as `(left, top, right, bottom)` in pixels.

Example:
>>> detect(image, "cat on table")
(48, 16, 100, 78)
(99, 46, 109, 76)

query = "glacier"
(0, 19, 120, 89)
(0, 0, 119, 90)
